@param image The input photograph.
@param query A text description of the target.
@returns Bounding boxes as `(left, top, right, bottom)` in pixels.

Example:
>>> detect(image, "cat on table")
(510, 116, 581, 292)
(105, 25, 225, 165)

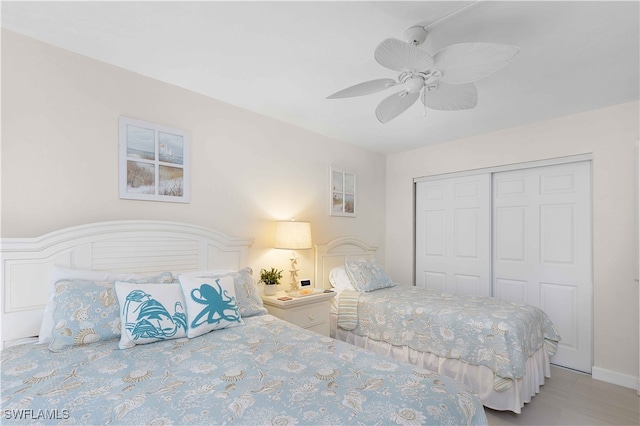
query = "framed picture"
(119, 116, 190, 203)
(330, 167, 356, 217)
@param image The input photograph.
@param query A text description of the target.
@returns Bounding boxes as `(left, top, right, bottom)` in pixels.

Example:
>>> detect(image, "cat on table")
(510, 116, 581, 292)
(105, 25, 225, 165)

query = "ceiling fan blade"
(374, 38, 435, 72)
(421, 82, 478, 111)
(434, 43, 519, 84)
(375, 91, 420, 123)
(326, 78, 397, 99)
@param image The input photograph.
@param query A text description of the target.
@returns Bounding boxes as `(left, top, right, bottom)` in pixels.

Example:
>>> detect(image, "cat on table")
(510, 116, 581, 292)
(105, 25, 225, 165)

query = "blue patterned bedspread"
(338, 286, 560, 380)
(1, 315, 487, 425)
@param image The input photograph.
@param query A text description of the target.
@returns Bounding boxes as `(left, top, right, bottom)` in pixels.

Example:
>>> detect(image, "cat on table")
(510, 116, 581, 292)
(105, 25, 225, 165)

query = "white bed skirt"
(332, 316, 551, 413)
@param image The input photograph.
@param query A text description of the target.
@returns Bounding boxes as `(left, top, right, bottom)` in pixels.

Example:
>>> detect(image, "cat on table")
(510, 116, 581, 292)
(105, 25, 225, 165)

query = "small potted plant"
(259, 267, 283, 296)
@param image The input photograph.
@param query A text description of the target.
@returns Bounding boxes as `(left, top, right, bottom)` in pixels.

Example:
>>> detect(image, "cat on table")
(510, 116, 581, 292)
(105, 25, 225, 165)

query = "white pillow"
(180, 268, 267, 318)
(39, 266, 141, 344)
(115, 282, 187, 349)
(329, 266, 356, 291)
(178, 275, 244, 338)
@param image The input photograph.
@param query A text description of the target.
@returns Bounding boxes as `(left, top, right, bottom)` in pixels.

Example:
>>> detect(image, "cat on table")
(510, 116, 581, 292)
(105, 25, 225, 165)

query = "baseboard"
(592, 366, 639, 391)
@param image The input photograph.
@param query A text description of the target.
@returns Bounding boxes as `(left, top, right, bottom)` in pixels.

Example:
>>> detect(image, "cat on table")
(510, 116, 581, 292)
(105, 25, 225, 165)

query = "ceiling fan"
(327, 25, 519, 124)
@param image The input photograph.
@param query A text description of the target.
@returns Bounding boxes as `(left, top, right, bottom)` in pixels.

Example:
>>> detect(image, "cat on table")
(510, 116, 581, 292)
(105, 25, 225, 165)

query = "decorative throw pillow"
(345, 259, 395, 293)
(48, 279, 120, 352)
(329, 266, 356, 291)
(40, 268, 172, 352)
(39, 267, 136, 344)
(183, 267, 267, 317)
(115, 282, 188, 349)
(178, 275, 244, 338)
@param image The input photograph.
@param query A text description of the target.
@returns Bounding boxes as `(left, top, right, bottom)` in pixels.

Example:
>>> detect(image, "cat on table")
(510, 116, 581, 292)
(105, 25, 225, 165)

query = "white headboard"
(1, 220, 253, 347)
(314, 237, 377, 290)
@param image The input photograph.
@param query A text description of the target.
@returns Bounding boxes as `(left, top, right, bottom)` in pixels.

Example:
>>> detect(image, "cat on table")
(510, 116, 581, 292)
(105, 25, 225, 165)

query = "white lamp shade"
(274, 221, 312, 250)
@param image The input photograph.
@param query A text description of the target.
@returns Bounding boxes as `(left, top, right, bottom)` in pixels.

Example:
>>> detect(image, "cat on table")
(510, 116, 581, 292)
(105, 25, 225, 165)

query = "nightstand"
(261, 291, 336, 336)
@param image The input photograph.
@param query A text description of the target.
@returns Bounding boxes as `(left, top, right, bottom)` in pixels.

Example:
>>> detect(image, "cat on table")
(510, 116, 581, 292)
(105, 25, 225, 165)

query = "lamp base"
(288, 269, 299, 291)
(288, 251, 300, 291)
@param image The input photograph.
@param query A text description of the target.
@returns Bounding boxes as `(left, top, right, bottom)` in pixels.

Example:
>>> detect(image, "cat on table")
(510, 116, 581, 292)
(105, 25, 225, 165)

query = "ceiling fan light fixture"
(404, 76, 424, 94)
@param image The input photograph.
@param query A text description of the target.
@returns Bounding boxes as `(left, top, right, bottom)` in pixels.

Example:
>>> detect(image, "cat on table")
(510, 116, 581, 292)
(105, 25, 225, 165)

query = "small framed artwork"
(330, 167, 356, 217)
(119, 116, 190, 203)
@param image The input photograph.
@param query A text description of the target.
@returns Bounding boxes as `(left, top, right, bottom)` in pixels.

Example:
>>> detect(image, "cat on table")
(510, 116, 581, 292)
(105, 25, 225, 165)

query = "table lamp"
(274, 220, 312, 292)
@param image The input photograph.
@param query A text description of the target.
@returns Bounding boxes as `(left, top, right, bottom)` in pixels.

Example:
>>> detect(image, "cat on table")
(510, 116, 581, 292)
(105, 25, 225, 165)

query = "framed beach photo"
(119, 116, 190, 203)
(330, 167, 356, 217)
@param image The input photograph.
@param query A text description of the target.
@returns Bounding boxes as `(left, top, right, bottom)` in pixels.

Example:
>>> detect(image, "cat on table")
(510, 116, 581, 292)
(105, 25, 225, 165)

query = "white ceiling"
(2, 1, 639, 154)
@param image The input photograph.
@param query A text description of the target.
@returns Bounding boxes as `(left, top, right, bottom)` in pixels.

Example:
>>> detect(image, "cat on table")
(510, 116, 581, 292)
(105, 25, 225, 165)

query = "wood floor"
(485, 366, 639, 425)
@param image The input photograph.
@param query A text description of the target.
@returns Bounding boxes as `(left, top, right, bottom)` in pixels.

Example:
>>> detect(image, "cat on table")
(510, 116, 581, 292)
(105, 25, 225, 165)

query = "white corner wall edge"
(591, 367, 639, 391)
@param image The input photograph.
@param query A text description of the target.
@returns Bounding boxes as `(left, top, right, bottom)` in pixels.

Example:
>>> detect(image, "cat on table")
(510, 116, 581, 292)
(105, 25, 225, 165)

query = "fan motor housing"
(403, 26, 428, 46)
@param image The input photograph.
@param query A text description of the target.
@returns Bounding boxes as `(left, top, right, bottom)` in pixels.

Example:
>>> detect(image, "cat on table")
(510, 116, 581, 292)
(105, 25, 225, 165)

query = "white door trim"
(413, 153, 593, 184)
(637, 140, 640, 394)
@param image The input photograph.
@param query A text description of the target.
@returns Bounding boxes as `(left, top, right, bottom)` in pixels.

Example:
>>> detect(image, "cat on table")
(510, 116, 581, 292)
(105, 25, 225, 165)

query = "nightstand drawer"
(261, 291, 335, 336)
(287, 304, 328, 328)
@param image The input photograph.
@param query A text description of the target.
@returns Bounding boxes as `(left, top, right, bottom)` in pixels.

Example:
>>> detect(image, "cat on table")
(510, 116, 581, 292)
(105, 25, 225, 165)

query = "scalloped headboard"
(0, 220, 253, 347)
(314, 237, 378, 290)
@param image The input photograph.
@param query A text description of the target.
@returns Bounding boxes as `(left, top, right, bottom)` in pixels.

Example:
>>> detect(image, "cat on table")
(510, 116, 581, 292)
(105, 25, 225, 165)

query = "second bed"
(315, 237, 561, 413)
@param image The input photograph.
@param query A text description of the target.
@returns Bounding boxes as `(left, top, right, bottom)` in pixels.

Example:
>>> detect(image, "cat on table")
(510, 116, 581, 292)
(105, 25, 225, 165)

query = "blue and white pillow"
(345, 259, 396, 293)
(182, 267, 267, 317)
(39, 266, 172, 344)
(115, 282, 188, 349)
(178, 275, 244, 338)
(47, 272, 174, 352)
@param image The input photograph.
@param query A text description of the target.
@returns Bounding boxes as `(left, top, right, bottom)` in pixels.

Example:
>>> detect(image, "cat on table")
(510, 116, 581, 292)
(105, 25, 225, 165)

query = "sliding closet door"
(415, 174, 491, 296)
(493, 161, 592, 372)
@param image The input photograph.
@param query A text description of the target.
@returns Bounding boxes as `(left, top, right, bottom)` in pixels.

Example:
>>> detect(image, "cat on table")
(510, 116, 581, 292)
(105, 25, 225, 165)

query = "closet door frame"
(637, 140, 640, 396)
(413, 154, 593, 187)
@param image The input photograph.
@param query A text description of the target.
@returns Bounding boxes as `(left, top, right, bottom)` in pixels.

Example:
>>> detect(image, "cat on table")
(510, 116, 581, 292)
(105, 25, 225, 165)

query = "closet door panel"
(495, 206, 527, 262)
(540, 282, 578, 350)
(415, 174, 491, 296)
(494, 277, 528, 303)
(423, 271, 446, 291)
(492, 161, 592, 373)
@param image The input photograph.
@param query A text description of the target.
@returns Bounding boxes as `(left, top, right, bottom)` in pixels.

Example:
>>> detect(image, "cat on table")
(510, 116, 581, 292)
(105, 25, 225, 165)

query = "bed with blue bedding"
(1, 314, 486, 425)
(316, 238, 561, 413)
(337, 286, 559, 386)
(0, 221, 487, 426)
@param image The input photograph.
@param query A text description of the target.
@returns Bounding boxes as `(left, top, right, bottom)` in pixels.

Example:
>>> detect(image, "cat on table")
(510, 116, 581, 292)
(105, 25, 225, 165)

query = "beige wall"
(1, 29, 387, 282)
(386, 101, 640, 385)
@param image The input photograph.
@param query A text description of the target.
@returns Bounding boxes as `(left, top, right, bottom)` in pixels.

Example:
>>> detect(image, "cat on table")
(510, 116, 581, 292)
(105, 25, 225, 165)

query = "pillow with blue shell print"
(345, 258, 396, 293)
(40, 266, 173, 345)
(47, 270, 174, 352)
